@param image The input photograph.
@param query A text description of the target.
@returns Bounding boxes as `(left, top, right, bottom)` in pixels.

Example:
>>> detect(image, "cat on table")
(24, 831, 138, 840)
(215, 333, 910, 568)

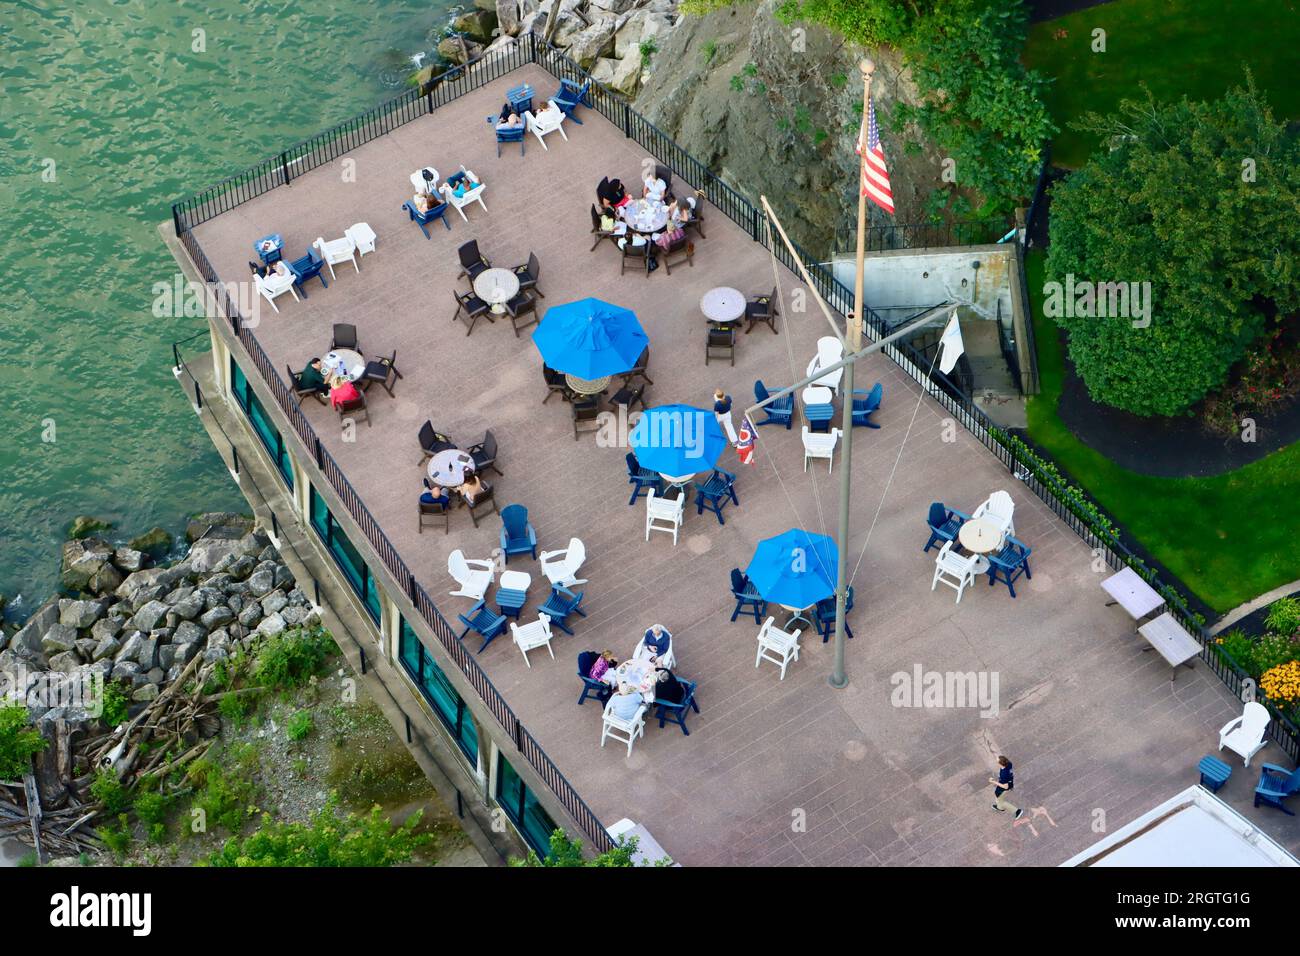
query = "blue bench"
(1198, 754, 1232, 793)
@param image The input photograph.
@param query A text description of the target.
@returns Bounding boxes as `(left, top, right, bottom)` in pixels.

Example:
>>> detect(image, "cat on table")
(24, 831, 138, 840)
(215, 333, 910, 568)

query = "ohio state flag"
(736, 416, 757, 466)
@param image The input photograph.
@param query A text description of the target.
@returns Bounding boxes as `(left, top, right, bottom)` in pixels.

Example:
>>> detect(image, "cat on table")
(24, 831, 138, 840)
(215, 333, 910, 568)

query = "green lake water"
(1, 0, 457, 615)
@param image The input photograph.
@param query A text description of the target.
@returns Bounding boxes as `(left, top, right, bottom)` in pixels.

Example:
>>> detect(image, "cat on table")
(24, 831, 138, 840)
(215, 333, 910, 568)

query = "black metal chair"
(287, 364, 327, 405)
(662, 236, 694, 276)
(467, 430, 502, 476)
(452, 289, 491, 336)
(467, 484, 499, 528)
(572, 398, 601, 440)
(512, 251, 544, 298)
(654, 163, 675, 202)
(620, 239, 652, 277)
(360, 350, 402, 397)
(457, 240, 491, 281)
(418, 495, 451, 535)
(331, 323, 359, 352)
(590, 205, 619, 252)
(334, 391, 370, 427)
(611, 382, 645, 414)
(745, 286, 779, 334)
(621, 347, 653, 387)
(505, 290, 539, 337)
(542, 365, 571, 404)
(683, 190, 706, 240)
(418, 421, 456, 464)
(705, 327, 735, 366)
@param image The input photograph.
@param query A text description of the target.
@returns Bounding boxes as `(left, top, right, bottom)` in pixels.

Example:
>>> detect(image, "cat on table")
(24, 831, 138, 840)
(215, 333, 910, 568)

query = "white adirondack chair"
(510, 613, 555, 668)
(806, 335, 845, 392)
(973, 489, 1016, 541)
(409, 166, 439, 194)
(344, 222, 377, 258)
(601, 697, 647, 757)
(633, 626, 675, 670)
(312, 235, 359, 279)
(802, 426, 843, 473)
(931, 541, 979, 604)
(448, 549, 494, 600)
(645, 490, 685, 545)
(755, 616, 801, 680)
(437, 165, 488, 222)
(540, 537, 587, 588)
(254, 269, 298, 313)
(524, 102, 569, 149)
(1219, 701, 1271, 766)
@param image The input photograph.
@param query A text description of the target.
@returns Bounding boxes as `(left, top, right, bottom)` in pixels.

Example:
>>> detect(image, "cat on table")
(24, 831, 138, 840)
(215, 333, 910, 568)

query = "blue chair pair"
(923, 502, 970, 553)
(815, 586, 855, 643)
(540, 586, 586, 635)
(626, 452, 662, 505)
(653, 679, 700, 735)
(754, 379, 794, 429)
(287, 248, 328, 296)
(458, 599, 507, 652)
(553, 79, 591, 124)
(1255, 763, 1300, 815)
(986, 537, 1032, 598)
(694, 469, 739, 524)
(576, 651, 612, 706)
(402, 199, 451, 238)
(488, 115, 526, 156)
(730, 568, 766, 623)
(499, 504, 537, 562)
(851, 383, 882, 428)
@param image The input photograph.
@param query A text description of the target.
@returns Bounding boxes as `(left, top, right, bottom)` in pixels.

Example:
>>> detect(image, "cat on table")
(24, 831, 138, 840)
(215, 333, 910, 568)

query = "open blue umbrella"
(745, 529, 838, 608)
(531, 297, 648, 379)
(628, 404, 728, 479)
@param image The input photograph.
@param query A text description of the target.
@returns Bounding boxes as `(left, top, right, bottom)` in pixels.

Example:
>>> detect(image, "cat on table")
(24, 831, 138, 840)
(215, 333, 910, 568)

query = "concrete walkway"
(1210, 580, 1300, 635)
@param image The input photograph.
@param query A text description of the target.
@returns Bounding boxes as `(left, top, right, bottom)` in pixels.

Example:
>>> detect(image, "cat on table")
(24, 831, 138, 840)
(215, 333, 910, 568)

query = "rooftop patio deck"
(189, 62, 1298, 865)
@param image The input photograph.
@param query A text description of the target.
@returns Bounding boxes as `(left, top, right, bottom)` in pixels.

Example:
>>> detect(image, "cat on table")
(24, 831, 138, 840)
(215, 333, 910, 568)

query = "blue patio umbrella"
(745, 529, 838, 609)
(628, 404, 728, 479)
(531, 297, 648, 379)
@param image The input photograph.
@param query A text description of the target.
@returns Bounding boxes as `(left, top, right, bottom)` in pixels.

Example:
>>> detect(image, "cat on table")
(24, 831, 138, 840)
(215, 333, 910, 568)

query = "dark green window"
(307, 485, 381, 623)
(229, 358, 294, 490)
(397, 620, 478, 763)
(496, 755, 560, 858)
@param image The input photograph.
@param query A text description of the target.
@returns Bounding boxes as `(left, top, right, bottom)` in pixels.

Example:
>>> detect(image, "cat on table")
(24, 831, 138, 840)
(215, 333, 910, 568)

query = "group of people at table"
(295, 355, 363, 411)
(596, 174, 695, 271)
(588, 624, 688, 719)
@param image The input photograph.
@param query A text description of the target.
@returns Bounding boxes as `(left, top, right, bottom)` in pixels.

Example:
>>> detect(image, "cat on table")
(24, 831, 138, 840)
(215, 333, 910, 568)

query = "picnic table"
(1137, 612, 1201, 681)
(1100, 567, 1165, 630)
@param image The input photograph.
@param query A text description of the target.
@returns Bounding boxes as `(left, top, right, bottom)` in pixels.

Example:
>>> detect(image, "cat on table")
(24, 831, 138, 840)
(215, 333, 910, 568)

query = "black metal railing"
(170, 36, 1299, 816)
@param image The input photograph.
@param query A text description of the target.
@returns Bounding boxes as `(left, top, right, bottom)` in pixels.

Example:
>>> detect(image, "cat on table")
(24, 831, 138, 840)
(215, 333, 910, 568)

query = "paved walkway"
(1211, 580, 1300, 635)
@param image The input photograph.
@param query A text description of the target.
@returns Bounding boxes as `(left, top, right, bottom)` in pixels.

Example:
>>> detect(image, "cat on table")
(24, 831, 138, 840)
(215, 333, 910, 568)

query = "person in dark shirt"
(654, 667, 686, 705)
(296, 358, 328, 395)
(989, 755, 1022, 818)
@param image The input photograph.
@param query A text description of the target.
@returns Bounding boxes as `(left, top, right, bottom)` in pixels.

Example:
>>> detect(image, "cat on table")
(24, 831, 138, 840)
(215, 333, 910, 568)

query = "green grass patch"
(1024, 0, 1300, 168)
(1024, 251, 1299, 612)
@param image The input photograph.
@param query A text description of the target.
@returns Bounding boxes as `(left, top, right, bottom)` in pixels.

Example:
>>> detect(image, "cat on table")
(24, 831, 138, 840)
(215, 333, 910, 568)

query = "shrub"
(286, 710, 314, 742)
(0, 703, 47, 780)
(99, 682, 129, 728)
(133, 788, 175, 844)
(218, 691, 255, 725)
(638, 38, 657, 60)
(186, 744, 261, 835)
(90, 768, 131, 815)
(1265, 597, 1300, 638)
(96, 814, 133, 859)
(511, 829, 658, 866)
(253, 626, 335, 690)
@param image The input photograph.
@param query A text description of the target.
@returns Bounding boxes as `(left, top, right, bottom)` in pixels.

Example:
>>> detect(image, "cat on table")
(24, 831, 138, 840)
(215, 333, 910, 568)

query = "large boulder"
(172, 621, 206, 645)
(562, 22, 616, 69)
(247, 565, 276, 597)
(256, 613, 287, 638)
(91, 636, 121, 662)
(41, 623, 79, 655)
(90, 617, 122, 643)
(170, 591, 205, 621)
(47, 651, 83, 674)
(437, 36, 484, 65)
(199, 606, 235, 630)
(188, 538, 246, 575)
(115, 632, 145, 664)
(613, 10, 673, 59)
(59, 599, 105, 630)
(113, 547, 147, 574)
(127, 526, 173, 556)
(592, 53, 643, 95)
(454, 9, 499, 43)
(60, 538, 114, 591)
(89, 561, 123, 595)
(130, 600, 169, 634)
(496, 0, 520, 36)
(68, 516, 113, 539)
(185, 513, 253, 543)
(10, 599, 61, 656)
(589, 0, 638, 13)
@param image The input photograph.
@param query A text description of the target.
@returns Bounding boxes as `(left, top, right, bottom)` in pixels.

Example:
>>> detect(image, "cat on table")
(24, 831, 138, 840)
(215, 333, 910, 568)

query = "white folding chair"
(1218, 701, 1271, 766)
(447, 549, 494, 600)
(254, 270, 299, 313)
(802, 426, 842, 473)
(312, 235, 359, 279)
(601, 698, 647, 757)
(645, 490, 685, 545)
(437, 165, 489, 222)
(409, 166, 440, 194)
(344, 222, 377, 258)
(755, 616, 801, 679)
(806, 335, 845, 393)
(931, 541, 978, 604)
(510, 613, 555, 668)
(524, 102, 569, 149)
(540, 537, 587, 587)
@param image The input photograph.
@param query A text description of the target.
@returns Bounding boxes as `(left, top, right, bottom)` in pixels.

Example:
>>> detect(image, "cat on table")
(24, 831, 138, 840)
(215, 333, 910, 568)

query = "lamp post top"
(859, 57, 874, 78)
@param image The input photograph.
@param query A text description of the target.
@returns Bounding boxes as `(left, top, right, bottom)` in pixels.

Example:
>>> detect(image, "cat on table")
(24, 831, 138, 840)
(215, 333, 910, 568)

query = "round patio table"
(614, 657, 657, 702)
(565, 373, 611, 395)
(426, 447, 476, 488)
(701, 287, 745, 325)
(621, 198, 669, 235)
(496, 569, 532, 619)
(473, 268, 520, 314)
(958, 517, 1002, 574)
(779, 603, 816, 632)
(801, 385, 833, 406)
(323, 349, 366, 384)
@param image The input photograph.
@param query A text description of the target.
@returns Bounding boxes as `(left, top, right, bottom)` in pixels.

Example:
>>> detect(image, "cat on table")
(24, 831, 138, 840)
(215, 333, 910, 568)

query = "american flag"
(857, 96, 895, 215)
(736, 416, 756, 466)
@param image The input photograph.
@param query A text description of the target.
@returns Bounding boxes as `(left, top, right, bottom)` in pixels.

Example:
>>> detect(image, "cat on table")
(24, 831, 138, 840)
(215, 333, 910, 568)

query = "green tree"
(511, 829, 669, 866)
(0, 703, 47, 779)
(1046, 77, 1300, 415)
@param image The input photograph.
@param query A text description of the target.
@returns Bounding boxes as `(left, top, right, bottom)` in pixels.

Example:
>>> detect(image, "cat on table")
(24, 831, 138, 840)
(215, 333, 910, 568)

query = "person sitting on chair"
(297, 358, 329, 397)
(457, 470, 491, 506)
(607, 683, 644, 721)
(420, 480, 450, 508)
(643, 173, 667, 202)
(654, 666, 686, 705)
(329, 378, 360, 410)
(495, 103, 522, 130)
(638, 624, 672, 662)
(589, 650, 618, 684)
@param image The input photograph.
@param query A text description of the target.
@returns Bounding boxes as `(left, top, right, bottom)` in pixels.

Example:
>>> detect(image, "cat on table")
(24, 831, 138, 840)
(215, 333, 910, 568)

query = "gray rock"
(132, 684, 160, 702)
(188, 537, 246, 574)
(149, 627, 174, 644)
(256, 544, 277, 563)
(497, 0, 520, 36)
(203, 647, 230, 663)
(136, 637, 159, 669)
(592, 54, 643, 96)
(86, 659, 113, 680)
(75, 638, 99, 659)
(47, 651, 82, 674)
(113, 547, 147, 573)
(41, 623, 79, 655)
(108, 601, 132, 619)
(157, 645, 176, 670)
(92, 636, 121, 662)
(145, 667, 165, 685)
(261, 591, 288, 617)
(90, 617, 123, 643)
(115, 632, 145, 663)
(131, 585, 168, 611)
(200, 606, 235, 630)
(173, 621, 206, 644)
(436, 36, 484, 64)
(185, 512, 254, 543)
(280, 605, 310, 626)
(11, 599, 60, 655)
(227, 594, 244, 615)
(89, 562, 124, 596)
(238, 603, 262, 628)
(287, 588, 309, 606)
(201, 574, 232, 595)
(454, 8, 498, 42)
(207, 630, 231, 651)
(59, 538, 114, 591)
(228, 624, 247, 641)
(68, 515, 113, 539)
(110, 660, 141, 681)
(273, 564, 295, 590)
(225, 580, 249, 596)
(171, 591, 205, 621)
(165, 664, 184, 682)
(164, 586, 194, 607)
(256, 613, 287, 638)
(131, 600, 169, 633)
(172, 641, 200, 666)
(59, 599, 105, 630)
(114, 565, 168, 601)
(246, 564, 275, 595)
(563, 22, 616, 68)
(127, 526, 173, 555)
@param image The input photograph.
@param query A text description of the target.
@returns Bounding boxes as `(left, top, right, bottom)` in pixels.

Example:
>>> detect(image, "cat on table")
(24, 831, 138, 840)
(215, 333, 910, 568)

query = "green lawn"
(1024, 0, 1300, 168)
(1023, 252, 1298, 614)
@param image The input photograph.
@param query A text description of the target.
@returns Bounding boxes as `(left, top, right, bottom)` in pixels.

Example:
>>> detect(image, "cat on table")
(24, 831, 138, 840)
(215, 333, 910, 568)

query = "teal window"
(229, 358, 294, 490)
(496, 754, 560, 858)
(397, 620, 479, 764)
(307, 485, 381, 623)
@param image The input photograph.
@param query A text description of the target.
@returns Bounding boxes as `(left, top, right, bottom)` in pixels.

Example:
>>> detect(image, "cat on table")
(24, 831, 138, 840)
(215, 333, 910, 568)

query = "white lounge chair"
(312, 235, 359, 280)
(447, 549, 494, 600)
(601, 698, 647, 757)
(254, 270, 298, 314)
(806, 335, 845, 393)
(931, 541, 979, 604)
(524, 102, 569, 150)
(755, 616, 801, 680)
(972, 489, 1016, 542)
(540, 537, 587, 588)
(1219, 701, 1270, 766)
(510, 613, 555, 668)
(802, 426, 843, 473)
(344, 222, 377, 258)
(437, 165, 488, 222)
(645, 490, 685, 545)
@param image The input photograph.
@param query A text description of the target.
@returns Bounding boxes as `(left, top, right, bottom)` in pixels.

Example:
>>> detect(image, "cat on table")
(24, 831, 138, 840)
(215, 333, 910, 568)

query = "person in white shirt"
(643, 174, 667, 203)
(607, 684, 644, 721)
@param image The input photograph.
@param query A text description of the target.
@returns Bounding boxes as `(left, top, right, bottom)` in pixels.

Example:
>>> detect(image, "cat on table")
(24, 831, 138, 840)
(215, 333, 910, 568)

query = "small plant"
(0, 703, 47, 779)
(99, 682, 129, 728)
(133, 787, 175, 845)
(1265, 597, 1300, 638)
(97, 814, 133, 860)
(286, 709, 314, 742)
(90, 768, 131, 815)
(17, 851, 38, 867)
(1261, 660, 1300, 708)
(218, 691, 254, 725)
(638, 38, 658, 61)
(292, 757, 310, 778)
(254, 626, 335, 690)
(729, 73, 744, 93)
(186, 743, 262, 835)
(701, 39, 717, 63)
(511, 829, 667, 866)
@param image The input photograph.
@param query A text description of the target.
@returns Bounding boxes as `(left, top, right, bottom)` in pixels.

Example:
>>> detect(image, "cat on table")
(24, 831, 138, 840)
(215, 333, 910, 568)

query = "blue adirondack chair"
(499, 504, 538, 562)
(489, 115, 526, 156)
(286, 248, 328, 297)
(626, 451, 661, 505)
(402, 199, 451, 238)
(815, 586, 855, 643)
(730, 568, 766, 623)
(754, 379, 793, 429)
(694, 468, 739, 524)
(539, 586, 586, 635)
(653, 678, 700, 735)
(924, 502, 969, 553)
(851, 382, 883, 428)
(986, 536, 1032, 598)
(457, 599, 507, 652)
(1254, 763, 1300, 815)
(553, 78, 591, 124)
(506, 83, 534, 116)
(576, 651, 612, 706)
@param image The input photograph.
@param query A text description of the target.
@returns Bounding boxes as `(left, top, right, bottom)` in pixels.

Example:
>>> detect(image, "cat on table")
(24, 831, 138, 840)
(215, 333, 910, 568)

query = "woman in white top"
(643, 174, 667, 203)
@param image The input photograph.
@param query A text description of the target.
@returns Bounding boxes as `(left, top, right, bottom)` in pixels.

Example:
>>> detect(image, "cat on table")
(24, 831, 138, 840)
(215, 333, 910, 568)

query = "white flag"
(937, 312, 965, 375)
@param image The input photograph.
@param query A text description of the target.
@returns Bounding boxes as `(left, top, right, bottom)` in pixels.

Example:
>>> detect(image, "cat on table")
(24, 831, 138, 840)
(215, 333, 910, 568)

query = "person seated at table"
(637, 624, 672, 662)
(495, 103, 523, 130)
(413, 190, 441, 214)
(420, 480, 451, 508)
(457, 470, 491, 506)
(643, 173, 667, 202)
(607, 684, 645, 721)
(599, 177, 631, 209)
(589, 650, 619, 684)
(653, 666, 686, 705)
(667, 198, 693, 225)
(328, 378, 360, 410)
(296, 358, 329, 396)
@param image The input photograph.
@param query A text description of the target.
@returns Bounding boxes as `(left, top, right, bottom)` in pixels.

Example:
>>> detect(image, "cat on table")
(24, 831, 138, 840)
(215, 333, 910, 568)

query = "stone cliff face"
(632, 1, 944, 256)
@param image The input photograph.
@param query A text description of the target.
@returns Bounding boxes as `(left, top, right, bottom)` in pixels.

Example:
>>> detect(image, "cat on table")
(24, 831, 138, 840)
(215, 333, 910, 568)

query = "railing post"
(622, 101, 631, 138)
(280, 150, 292, 185)
(314, 436, 324, 469)
(426, 85, 434, 114)
(193, 379, 203, 411)
(172, 204, 182, 237)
